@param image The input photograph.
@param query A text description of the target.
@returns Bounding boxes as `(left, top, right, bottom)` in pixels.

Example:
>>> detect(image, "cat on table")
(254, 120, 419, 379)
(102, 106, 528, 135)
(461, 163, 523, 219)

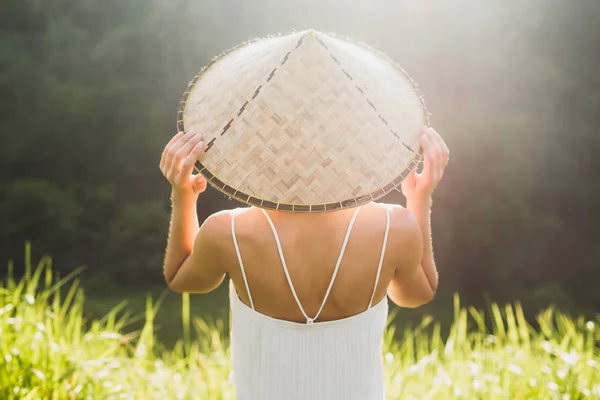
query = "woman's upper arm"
(386, 207, 435, 308)
(167, 210, 231, 293)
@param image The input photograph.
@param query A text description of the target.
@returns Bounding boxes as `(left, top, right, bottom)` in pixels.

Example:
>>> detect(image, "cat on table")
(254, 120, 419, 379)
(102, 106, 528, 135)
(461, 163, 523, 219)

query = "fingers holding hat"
(160, 131, 208, 196)
(429, 127, 450, 178)
(413, 125, 450, 200)
(419, 126, 437, 183)
(162, 131, 195, 179)
(422, 126, 451, 183)
(176, 139, 206, 188)
(160, 131, 184, 172)
(427, 126, 444, 182)
(168, 132, 204, 180)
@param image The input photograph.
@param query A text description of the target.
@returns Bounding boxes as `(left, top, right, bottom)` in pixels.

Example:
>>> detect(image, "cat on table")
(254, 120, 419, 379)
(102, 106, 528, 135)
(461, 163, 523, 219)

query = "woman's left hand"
(160, 131, 207, 198)
(401, 126, 450, 202)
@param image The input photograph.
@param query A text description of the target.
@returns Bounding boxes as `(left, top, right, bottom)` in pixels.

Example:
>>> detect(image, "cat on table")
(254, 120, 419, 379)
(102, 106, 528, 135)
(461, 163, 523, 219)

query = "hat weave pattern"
(177, 30, 427, 212)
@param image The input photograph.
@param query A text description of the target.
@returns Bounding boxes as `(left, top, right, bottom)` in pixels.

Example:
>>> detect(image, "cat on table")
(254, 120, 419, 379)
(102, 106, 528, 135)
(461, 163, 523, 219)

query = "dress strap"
(231, 210, 255, 309)
(368, 207, 391, 308)
(312, 206, 361, 322)
(261, 206, 361, 324)
(260, 209, 312, 322)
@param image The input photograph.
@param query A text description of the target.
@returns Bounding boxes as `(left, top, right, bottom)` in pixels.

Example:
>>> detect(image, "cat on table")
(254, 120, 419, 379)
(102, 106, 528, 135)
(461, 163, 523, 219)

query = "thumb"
(193, 174, 207, 192)
(405, 167, 417, 183)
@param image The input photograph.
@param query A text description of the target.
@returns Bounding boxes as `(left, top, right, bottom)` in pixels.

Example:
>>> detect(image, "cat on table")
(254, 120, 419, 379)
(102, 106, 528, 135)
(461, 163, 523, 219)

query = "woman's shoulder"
(371, 201, 403, 211)
(201, 207, 255, 233)
(207, 206, 252, 219)
(371, 201, 412, 220)
(371, 202, 419, 235)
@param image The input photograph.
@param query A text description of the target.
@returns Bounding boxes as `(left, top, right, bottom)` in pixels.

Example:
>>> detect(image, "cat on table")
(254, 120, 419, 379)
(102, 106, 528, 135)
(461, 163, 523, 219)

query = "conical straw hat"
(177, 30, 427, 212)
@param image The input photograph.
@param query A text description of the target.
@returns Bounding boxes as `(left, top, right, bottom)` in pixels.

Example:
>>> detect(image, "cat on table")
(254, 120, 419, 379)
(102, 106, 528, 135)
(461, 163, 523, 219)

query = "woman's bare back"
(225, 202, 421, 323)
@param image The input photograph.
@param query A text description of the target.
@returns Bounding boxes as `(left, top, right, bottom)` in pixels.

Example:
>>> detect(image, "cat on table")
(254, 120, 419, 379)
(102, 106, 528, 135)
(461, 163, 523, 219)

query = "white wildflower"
(560, 350, 578, 366)
(507, 364, 523, 375)
(586, 321, 594, 331)
(385, 352, 394, 364)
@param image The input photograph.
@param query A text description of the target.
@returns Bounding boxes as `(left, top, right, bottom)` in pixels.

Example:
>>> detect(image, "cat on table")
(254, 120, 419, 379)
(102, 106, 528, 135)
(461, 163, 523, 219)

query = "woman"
(159, 124, 449, 399)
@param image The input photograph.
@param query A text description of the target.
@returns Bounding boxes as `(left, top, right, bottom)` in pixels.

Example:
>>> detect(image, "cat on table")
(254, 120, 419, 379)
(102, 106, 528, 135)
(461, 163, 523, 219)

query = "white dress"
(229, 206, 391, 400)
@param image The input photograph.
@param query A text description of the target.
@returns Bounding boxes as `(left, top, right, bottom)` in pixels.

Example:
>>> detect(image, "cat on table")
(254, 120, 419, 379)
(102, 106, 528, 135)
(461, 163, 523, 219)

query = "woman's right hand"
(401, 126, 450, 202)
(159, 131, 207, 198)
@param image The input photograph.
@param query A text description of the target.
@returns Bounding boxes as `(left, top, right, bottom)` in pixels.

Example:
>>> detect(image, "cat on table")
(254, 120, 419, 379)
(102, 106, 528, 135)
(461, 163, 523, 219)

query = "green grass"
(80, 278, 231, 349)
(1, 245, 599, 399)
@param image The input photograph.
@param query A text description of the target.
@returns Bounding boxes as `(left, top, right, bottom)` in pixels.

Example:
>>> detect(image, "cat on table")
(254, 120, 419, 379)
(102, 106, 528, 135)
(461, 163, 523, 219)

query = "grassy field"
(1, 248, 599, 399)
(78, 274, 464, 350)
